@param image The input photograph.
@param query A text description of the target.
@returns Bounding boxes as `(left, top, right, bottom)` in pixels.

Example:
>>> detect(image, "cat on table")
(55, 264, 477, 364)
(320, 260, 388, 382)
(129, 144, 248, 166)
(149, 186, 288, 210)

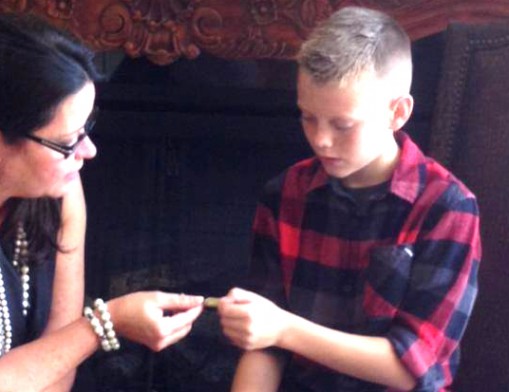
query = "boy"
(217, 6, 480, 391)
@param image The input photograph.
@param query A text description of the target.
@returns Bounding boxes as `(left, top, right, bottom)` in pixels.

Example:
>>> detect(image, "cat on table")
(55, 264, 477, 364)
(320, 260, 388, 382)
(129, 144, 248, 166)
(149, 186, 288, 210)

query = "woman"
(0, 13, 203, 391)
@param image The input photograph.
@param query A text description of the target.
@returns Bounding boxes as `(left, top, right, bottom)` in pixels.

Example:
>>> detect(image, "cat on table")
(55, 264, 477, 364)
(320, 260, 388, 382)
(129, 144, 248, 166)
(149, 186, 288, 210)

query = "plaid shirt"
(248, 132, 481, 391)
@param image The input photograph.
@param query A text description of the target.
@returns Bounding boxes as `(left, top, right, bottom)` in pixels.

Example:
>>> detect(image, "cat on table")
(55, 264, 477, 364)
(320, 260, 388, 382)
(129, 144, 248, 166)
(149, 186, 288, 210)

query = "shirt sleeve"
(387, 185, 481, 390)
(245, 175, 293, 363)
(245, 174, 289, 309)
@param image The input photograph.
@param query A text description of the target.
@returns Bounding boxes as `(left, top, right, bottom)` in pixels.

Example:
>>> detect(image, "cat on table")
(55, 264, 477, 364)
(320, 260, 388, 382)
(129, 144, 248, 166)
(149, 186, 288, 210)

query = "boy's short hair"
(297, 6, 412, 88)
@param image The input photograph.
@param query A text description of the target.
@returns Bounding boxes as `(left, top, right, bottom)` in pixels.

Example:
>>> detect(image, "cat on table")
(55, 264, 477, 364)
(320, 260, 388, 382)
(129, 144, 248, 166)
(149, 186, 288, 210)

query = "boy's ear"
(390, 94, 414, 131)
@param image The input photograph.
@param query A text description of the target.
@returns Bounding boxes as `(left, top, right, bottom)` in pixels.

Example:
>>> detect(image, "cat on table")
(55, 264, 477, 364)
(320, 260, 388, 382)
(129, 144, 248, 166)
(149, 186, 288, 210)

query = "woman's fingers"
(157, 292, 204, 311)
(148, 306, 202, 351)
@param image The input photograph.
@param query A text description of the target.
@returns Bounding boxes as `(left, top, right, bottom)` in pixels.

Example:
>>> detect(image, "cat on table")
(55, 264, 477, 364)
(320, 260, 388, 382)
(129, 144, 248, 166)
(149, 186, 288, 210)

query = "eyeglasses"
(24, 107, 98, 159)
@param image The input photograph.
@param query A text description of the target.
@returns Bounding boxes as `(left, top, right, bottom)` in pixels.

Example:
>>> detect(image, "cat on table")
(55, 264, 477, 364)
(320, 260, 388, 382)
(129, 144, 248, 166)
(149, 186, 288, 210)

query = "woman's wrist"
(83, 298, 120, 352)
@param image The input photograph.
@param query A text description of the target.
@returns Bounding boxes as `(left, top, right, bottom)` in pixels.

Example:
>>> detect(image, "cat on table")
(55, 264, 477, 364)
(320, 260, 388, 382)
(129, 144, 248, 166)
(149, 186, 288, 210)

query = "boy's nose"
(313, 128, 334, 150)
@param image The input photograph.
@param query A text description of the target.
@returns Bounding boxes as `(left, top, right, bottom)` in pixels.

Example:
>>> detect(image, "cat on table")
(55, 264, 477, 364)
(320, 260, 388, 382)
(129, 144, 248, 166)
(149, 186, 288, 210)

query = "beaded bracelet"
(93, 298, 120, 351)
(83, 298, 120, 352)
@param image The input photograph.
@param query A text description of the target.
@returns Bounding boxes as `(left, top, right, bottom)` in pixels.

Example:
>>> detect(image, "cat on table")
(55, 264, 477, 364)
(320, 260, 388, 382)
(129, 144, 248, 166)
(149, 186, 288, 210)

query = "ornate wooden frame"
(2, 0, 509, 65)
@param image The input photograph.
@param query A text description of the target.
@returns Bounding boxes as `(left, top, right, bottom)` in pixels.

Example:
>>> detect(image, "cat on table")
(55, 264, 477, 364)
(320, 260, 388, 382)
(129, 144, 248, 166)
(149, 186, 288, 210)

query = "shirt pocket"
(363, 244, 414, 320)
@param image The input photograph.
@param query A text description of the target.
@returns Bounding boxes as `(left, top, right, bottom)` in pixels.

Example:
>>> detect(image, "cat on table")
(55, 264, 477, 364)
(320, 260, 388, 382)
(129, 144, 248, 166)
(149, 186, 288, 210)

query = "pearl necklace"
(0, 224, 30, 356)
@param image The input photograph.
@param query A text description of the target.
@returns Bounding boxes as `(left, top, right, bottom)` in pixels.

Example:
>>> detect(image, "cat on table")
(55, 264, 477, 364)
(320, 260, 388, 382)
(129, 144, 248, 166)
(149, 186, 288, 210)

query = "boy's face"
(297, 70, 400, 188)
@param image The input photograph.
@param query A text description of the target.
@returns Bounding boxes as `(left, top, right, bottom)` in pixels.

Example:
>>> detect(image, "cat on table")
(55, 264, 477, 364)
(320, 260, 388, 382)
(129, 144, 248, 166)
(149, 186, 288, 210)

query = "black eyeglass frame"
(23, 107, 98, 159)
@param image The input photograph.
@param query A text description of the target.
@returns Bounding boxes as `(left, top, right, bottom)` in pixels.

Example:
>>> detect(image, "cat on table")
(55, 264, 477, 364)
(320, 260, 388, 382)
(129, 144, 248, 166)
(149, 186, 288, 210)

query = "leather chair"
(429, 21, 509, 391)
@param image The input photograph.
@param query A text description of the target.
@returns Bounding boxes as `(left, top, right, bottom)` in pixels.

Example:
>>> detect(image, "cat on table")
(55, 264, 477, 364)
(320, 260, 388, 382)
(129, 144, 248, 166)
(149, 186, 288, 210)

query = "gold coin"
(204, 297, 220, 309)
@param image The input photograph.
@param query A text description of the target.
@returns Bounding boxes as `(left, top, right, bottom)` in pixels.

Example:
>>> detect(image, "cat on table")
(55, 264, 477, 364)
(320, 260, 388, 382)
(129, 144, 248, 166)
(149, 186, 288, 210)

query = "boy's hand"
(217, 288, 289, 350)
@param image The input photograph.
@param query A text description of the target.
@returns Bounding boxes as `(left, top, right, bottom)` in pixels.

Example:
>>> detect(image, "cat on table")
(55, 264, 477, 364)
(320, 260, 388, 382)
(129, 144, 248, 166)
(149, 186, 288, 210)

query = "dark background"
(74, 32, 445, 391)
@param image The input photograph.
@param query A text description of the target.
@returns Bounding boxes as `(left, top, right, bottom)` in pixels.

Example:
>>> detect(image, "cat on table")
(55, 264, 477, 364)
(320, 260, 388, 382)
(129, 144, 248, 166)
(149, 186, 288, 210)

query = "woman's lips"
(65, 164, 83, 181)
(65, 171, 79, 181)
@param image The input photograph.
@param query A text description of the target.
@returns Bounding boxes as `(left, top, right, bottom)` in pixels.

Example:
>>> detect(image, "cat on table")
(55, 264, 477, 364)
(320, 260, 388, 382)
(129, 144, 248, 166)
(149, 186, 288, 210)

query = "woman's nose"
(75, 135, 97, 160)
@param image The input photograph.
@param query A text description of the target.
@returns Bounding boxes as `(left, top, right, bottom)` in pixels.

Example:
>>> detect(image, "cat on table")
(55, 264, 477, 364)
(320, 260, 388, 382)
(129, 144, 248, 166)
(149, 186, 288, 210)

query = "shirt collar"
(389, 131, 427, 203)
(308, 159, 329, 191)
(304, 132, 426, 203)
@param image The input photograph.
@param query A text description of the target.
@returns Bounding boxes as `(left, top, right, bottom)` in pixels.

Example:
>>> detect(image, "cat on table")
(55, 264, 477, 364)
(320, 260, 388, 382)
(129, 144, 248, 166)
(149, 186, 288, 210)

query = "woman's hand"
(107, 291, 204, 351)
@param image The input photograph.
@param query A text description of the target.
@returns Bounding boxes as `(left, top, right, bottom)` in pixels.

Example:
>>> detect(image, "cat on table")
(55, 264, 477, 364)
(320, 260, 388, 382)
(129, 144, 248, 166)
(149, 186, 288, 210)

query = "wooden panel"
(2, 0, 509, 65)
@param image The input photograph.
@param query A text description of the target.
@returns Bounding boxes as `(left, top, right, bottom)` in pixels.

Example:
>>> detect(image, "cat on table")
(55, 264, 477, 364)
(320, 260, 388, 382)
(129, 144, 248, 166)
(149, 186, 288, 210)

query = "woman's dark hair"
(0, 13, 102, 263)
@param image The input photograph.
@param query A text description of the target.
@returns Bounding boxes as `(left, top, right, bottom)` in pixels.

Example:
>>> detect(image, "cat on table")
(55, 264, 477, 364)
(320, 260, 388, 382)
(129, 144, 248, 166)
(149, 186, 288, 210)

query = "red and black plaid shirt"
(248, 132, 481, 391)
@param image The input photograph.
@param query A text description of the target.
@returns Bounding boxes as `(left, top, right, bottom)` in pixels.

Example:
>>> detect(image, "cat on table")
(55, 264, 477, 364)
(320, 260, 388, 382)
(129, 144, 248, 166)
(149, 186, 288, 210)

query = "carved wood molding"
(2, 0, 509, 65)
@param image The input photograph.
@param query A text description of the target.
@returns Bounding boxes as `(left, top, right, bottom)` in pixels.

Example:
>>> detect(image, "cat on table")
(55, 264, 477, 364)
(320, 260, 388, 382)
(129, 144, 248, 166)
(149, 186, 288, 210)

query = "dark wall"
(76, 34, 447, 391)
(78, 55, 312, 391)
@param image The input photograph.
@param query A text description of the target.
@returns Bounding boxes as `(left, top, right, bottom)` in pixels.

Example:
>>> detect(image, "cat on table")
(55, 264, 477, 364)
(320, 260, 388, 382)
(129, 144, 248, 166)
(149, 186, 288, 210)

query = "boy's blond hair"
(298, 6, 412, 92)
